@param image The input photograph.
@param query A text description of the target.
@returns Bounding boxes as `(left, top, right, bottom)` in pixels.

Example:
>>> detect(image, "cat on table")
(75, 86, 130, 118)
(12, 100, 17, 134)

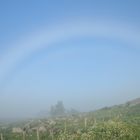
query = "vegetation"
(50, 101, 65, 117)
(0, 98, 140, 140)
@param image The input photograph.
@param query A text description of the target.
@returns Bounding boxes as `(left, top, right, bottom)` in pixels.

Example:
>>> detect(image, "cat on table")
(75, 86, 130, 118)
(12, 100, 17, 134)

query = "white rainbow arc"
(0, 20, 140, 82)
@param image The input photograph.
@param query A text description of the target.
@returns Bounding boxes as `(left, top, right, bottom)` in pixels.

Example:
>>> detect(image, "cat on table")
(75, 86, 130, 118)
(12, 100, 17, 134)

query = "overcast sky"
(0, 0, 140, 118)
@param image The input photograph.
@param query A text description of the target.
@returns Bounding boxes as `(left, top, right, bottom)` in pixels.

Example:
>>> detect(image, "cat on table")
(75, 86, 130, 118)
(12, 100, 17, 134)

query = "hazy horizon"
(0, 0, 140, 118)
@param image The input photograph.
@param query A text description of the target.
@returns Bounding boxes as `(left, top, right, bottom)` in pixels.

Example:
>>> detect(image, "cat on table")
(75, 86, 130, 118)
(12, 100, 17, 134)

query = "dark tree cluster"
(50, 101, 65, 116)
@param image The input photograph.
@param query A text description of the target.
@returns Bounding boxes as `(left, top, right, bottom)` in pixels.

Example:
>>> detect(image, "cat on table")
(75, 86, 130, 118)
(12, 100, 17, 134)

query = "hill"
(0, 97, 140, 140)
(90, 97, 140, 124)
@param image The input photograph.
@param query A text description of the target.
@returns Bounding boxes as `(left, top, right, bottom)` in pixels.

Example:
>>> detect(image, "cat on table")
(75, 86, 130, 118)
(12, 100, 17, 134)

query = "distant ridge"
(91, 97, 140, 123)
(126, 97, 140, 106)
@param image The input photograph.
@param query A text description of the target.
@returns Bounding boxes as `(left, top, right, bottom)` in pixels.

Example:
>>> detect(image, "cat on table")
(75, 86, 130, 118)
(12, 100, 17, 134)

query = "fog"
(0, 0, 140, 119)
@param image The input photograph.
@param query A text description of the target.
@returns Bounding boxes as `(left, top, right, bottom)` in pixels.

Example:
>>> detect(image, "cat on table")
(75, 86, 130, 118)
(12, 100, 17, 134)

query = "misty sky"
(0, 0, 140, 118)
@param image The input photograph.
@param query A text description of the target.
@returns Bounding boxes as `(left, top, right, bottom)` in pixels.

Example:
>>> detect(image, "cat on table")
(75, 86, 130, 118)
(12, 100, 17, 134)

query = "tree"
(50, 101, 65, 116)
